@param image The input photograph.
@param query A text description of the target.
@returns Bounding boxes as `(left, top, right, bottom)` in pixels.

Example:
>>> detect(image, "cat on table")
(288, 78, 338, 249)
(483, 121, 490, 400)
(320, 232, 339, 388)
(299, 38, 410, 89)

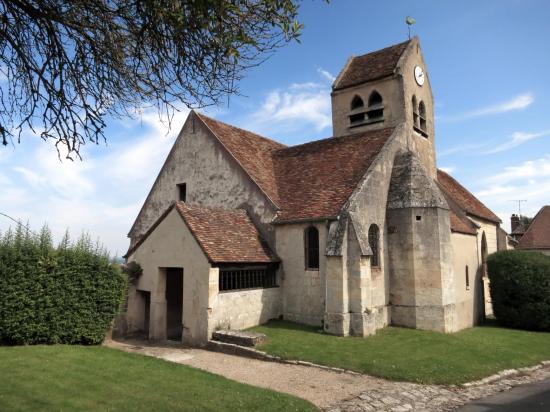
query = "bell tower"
(331, 37, 436, 177)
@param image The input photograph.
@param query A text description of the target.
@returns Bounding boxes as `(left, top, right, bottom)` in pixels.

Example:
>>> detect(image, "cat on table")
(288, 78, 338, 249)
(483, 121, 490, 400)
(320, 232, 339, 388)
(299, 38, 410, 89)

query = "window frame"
(368, 224, 381, 268)
(177, 183, 187, 202)
(304, 226, 320, 270)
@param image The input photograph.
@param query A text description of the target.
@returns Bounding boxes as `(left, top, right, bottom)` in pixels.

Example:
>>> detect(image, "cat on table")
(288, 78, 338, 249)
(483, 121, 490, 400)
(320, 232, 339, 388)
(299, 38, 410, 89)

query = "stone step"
(211, 330, 266, 347)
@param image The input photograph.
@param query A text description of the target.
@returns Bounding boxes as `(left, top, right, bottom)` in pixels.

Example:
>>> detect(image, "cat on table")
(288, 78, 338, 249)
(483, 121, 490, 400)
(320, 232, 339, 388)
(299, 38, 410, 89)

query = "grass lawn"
(250, 320, 550, 385)
(0, 345, 317, 412)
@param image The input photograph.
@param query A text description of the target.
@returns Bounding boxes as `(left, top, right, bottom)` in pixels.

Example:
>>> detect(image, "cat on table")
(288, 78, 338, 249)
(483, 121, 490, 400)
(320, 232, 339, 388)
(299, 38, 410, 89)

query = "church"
(122, 37, 502, 346)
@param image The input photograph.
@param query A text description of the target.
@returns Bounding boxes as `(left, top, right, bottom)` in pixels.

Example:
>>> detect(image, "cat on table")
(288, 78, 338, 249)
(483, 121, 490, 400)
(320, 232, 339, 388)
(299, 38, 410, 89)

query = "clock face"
(414, 65, 425, 86)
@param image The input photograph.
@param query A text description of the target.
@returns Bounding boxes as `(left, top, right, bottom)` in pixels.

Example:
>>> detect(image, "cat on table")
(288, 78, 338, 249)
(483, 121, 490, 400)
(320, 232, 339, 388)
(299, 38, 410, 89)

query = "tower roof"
(333, 40, 410, 91)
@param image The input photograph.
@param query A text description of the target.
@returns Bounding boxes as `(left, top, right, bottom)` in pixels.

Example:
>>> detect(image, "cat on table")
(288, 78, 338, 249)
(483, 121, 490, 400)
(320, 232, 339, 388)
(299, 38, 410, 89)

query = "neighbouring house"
(510, 214, 528, 243)
(122, 37, 501, 346)
(515, 206, 550, 255)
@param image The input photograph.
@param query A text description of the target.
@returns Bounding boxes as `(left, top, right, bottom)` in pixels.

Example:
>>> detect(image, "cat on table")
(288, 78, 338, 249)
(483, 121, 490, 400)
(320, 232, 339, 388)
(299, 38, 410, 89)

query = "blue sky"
(1, 0, 550, 254)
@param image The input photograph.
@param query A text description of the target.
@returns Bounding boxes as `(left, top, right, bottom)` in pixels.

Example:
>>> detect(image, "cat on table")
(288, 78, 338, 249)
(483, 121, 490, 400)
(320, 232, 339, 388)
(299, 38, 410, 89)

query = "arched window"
(350, 95, 364, 110)
(412, 95, 419, 127)
(367, 91, 384, 121)
(368, 224, 380, 267)
(418, 101, 427, 132)
(349, 95, 366, 125)
(305, 226, 320, 270)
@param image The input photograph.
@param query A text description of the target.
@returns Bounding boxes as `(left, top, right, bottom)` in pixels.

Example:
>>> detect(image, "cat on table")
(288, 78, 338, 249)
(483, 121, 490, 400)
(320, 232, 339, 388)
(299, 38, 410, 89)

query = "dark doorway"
(165, 268, 183, 341)
(140, 290, 151, 337)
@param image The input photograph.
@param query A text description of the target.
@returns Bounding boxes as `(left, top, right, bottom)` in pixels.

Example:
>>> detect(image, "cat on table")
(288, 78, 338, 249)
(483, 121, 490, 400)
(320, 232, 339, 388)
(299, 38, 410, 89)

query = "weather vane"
(406, 16, 416, 40)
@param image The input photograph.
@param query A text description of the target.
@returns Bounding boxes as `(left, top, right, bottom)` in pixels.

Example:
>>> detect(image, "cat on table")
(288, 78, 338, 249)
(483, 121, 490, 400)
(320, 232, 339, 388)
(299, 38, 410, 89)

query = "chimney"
(511, 214, 520, 232)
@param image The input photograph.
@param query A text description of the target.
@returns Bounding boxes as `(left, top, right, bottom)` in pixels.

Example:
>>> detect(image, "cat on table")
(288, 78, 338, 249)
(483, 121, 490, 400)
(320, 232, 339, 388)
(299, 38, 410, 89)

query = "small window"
(177, 183, 187, 202)
(305, 226, 320, 270)
(416, 215, 421, 221)
(367, 91, 384, 121)
(349, 95, 366, 125)
(368, 224, 380, 267)
(412, 95, 419, 127)
(351, 95, 364, 110)
(418, 101, 427, 133)
(465, 265, 470, 290)
(219, 266, 277, 292)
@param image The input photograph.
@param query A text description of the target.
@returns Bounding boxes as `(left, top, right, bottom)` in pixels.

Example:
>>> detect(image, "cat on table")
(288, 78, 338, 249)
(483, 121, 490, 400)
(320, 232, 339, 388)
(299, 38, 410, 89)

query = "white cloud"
(437, 141, 493, 157)
(440, 92, 534, 122)
(474, 156, 550, 232)
(248, 82, 331, 136)
(483, 130, 550, 154)
(485, 156, 550, 184)
(317, 67, 336, 83)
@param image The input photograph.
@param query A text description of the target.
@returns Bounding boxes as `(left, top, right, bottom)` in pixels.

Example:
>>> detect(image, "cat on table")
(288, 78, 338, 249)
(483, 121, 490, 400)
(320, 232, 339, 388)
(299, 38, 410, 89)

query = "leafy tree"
(0, 0, 306, 158)
(519, 215, 533, 229)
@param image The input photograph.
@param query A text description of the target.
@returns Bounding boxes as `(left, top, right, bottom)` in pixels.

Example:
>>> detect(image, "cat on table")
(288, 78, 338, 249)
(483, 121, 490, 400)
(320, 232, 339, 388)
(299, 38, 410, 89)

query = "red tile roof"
(437, 170, 501, 224)
(197, 113, 285, 206)
(449, 210, 477, 235)
(273, 128, 394, 221)
(199, 113, 394, 222)
(126, 203, 278, 263)
(333, 41, 410, 90)
(517, 206, 550, 250)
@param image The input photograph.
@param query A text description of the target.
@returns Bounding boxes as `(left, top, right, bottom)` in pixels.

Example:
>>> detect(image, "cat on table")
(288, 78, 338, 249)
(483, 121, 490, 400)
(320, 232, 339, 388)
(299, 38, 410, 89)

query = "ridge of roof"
(333, 40, 411, 90)
(517, 205, 550, 250)
(437, 169, 501, 224)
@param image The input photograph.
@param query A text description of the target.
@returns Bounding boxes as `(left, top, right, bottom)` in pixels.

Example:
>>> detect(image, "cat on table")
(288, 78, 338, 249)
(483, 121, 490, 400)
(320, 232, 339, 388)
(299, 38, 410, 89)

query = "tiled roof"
(197, 113, 285, 206)
(517, 206, 550, 250)
(175, 202, 278, 263)
(199, 113, 394, 222)
(449, 210, 477, 235)
(333, 41, 410, 90)
(437, 170, 501, 224)
(125, 203, 278, 263)
(273, 128, 394, 221)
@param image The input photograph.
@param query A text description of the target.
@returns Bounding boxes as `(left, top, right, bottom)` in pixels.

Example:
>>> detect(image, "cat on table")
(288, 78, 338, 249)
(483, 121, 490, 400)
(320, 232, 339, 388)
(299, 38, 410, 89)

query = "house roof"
(333, 40, 410, 90)
(273, 128, 394, 221)
(126, 202, 278, 264)
(517, 206, 550, 250)
(437, 170, 501, 224)
(198, 113, 394, 222)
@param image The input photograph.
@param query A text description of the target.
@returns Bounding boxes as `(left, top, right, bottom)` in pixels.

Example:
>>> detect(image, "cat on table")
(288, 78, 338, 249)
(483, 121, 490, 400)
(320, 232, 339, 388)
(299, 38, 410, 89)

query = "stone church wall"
(276, 222, 328, 326)
(451, 232, 482, 330)
(208, 287, 282, 334)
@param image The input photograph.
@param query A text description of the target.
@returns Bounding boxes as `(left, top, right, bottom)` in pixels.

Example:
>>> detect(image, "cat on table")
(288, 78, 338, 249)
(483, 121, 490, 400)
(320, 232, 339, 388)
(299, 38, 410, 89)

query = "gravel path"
(105, 338, 385, 409)
(105, 339, 550, 411)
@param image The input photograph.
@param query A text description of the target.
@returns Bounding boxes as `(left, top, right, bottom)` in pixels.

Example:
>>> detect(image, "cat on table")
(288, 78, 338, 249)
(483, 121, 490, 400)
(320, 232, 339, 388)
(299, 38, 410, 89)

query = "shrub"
(0, 225, 127, 344)
(487, 250, 550, 331)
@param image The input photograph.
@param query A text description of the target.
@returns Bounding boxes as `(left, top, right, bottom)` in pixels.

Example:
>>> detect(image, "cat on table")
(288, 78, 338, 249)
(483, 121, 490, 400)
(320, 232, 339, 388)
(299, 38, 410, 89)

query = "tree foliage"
(0, 0, 305, 158)
(487, 250, 550, 331)
(0, 224, 127, 344)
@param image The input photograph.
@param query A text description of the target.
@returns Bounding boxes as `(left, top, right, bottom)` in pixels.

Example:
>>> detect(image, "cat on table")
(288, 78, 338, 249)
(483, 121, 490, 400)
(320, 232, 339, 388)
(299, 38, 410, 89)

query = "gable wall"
(129, 113, 278, 248)
(126, 208, 212, 345)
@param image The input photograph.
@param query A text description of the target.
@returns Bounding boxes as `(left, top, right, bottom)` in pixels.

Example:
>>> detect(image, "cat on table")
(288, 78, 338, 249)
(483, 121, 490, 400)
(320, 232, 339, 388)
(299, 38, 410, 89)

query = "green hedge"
(487, 250, 550, 331)
(0, 225, 127, 344)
